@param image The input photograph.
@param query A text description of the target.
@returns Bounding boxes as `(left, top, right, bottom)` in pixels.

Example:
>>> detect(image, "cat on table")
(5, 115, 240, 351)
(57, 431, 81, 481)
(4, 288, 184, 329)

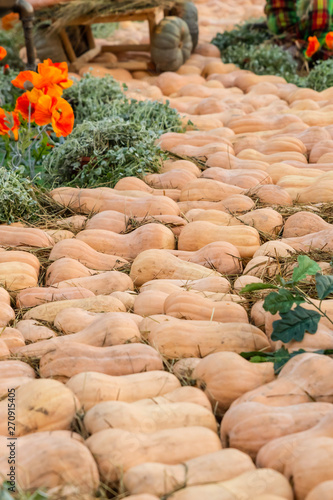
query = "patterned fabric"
(265, 0, 333, 38)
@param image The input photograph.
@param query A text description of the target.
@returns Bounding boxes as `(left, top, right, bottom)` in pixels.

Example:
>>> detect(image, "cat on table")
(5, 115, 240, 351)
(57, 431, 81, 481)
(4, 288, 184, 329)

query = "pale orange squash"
(49, 238, 129, 269)
(144, 170, 198, 190)
(76, 224, 175, 259)
(0, 327, 25, 350)
(161, 159, 201, 177)
(0, 262, 39, 292)
(221, 401, 332, 459)
(0, 378, 80, 437)
(16, 286, 95, 308)
(0, 431, 99, 493)
(55, 269, 134, 295)
(66, 370, 181, 410)
(134, 290, 169, 316)
(248, 184, 293, 206)
(178, 194, 255, 214)
(39, 342, 163, 381)
(114, 177, 180, 201)
(193, 352, 274, 415)
(305, 480, 333, 500)
(179, 178, 244, 202)
(16, 320, 56, 342)
(206, 151, 269, 171)
(155, 72, 205, 96)
(283, 211, 330, 237)
(147, 318, 270, 358)
(45, 258, 97, 286)
(0, 226, 54, 248)
(123, 449, 255, 497)
(85, 210, 128, 233)
(86, 426, 222, 483)
(130, 249, 221, 287)
(0, 250, 40, 274)
(177, 221, 260, 258)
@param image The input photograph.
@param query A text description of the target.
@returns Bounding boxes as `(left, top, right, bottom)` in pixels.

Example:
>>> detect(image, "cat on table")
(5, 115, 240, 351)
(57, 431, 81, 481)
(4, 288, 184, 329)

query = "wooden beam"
(69, 46, 101, 72)
(59, 29, 77, 63)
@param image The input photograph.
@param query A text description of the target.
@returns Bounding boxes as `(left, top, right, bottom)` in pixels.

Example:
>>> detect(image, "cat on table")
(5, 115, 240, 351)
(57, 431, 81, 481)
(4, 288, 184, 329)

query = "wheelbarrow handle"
(13, 0, 36, 70)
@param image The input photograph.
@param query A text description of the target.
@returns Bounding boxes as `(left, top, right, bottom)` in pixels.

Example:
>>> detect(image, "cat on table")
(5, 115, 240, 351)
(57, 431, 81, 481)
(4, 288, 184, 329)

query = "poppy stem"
(28, 101, 34, 180)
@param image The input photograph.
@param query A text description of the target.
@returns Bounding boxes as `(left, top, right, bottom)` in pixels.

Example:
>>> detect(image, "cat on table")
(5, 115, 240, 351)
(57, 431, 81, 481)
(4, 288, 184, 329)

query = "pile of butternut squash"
(2, 0, 333, 498)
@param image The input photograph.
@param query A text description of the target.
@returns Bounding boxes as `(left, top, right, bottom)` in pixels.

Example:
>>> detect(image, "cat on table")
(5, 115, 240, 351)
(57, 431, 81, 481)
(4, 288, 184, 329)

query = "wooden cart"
(57, 6, 166, 71)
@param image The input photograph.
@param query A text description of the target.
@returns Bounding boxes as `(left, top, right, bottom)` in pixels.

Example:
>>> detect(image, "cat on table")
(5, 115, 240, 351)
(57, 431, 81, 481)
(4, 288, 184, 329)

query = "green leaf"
(240, 283, 278, 293)
(292, 255, 321, 283)
(316, 273, 333, 300)
(271, 305, 321, 343)
(273, 347, 307, 374)
(263, 288, 305, 314)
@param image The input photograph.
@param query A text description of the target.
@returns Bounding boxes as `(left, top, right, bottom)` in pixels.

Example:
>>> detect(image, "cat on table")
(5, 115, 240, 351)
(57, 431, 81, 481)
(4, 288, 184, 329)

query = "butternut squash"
(0, 359, 35, 379)
(66, 370, 181, 411)
(163, 291, 248, 322)
(248, 184, 293, 206)
(0, 262, 38, 291)
(0, 327, 25, 350)
(172, 358, 200, 380)
(192, 352, 275, 414)
(206, 151, 269, 171)
(141, 276, 231, 293)
(281, 228, 333, 252)
(167, 469, 293, 500)
(16, 286, 95, 308)
(13, 313, 141, 359)
(234, 275, 264, 292)
(161, 159, 201, 177)
(283, 211, 330, 238)
(23, 295, 126, 322)
(144, 169, 197, 190)
(45, 258, 97, 286)
(243, 256, 280, 278)
(0, 379, 80, 437)
(130, 249, 221, 287)
(39, 342, 163, 381)
(134, 290, 169, 316)
(305, 481, 333, 500)
(16, 320, 56, 342)
(180, 178, 244, 202)
(0, 302, 15, 327)
(253, 241, 296, 258)
(114, 177, 180, 201)
(0, 225, 54, 248)
(85, 210, 128, 233)
(0, 250, 40, 274)
(45, 229, 74, 242)
(178, 221, 260, 258)
(221, 401, 333, 459)
(84, 400, 217, 435)
(147, 318, 270, 358)
(155, 72, 205, 96)
(55, 270, 134, 295)
(237, 148, 307, 164)
(233, 353, 333, 407)
(51, 187, 180, 216)
(178, 194, 255, 214)
(0, 431, 99, 493)
(55, 214, 87, 231)
(167, 242, 242, 274)
(76, 224, 176, 260)
(86, 426, 222, 483)
(123, 449, 255, 497)
(49, 238, 129, 269)
(135, 385, 212, 411)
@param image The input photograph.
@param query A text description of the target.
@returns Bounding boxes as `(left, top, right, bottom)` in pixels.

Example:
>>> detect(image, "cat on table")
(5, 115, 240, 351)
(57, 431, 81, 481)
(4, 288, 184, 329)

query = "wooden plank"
(59, 29, 77, 62)
(101, 44, 150, 53)
(84, 26, 96, 50)
(70, 46, 101, 72)
(66, 6, 165, 26)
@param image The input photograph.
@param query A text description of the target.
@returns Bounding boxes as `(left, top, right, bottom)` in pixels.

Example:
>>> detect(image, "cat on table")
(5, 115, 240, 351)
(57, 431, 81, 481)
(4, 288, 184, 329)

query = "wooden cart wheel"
(151, 16, 193, 72)
(167, 1, 199, 51)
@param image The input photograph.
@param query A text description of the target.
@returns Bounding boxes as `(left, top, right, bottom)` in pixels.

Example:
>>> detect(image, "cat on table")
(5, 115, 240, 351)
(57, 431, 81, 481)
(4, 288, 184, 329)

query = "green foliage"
(240, 347, 333, 374)
(219, 43, 298, 79)
(64, 74, 183, 133)
(241, 255, 333, 344)
(0, 70, 22, 111)
(211, 20, 272, 52)
(46, 74, 184, 187)
(91, 22, 119, 39)
(43, 118, 165, 187)
(0, 26, 25, 70)
(0, 167, 38, 223)
(306, 59, 333, 91)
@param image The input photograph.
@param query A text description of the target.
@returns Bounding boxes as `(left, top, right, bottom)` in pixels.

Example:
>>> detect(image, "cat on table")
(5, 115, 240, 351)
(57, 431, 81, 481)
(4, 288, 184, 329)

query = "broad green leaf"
(271, 305, 321, 343)
(292, 255, 321, 283)
(248, 355, 270, 364)
(316, 273, 333, 300)
(263, 288, 304, 314)
(240, 283, 278, 294)
(272, 347, 307, 374)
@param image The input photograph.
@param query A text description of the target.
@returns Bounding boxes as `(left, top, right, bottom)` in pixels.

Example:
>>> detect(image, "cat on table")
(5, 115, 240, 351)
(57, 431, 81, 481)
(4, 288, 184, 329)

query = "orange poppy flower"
(0, 47, 7, 61)
(15, 93, 37, 121)
(35, 95, 74, 137)
(305, 36, 320, 58)
(1, 12, 19, 31)
(0, 109, 20, 141)
(326, 32, 333, 49)
(12, 59, 73, 95)
(38, 59, 73, 90)
(11, 70, 42, 91)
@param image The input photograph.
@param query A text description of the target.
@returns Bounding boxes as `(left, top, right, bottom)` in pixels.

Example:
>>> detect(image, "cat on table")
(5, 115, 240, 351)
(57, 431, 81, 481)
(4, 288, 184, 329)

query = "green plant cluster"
(0, 167, 38, 223)
(0, 26, 25, 70)
(240, 255, 333, 371)
(211, 20, 333, 89)
(46, 74, 184, 187)
(0, 69, 21, 110)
